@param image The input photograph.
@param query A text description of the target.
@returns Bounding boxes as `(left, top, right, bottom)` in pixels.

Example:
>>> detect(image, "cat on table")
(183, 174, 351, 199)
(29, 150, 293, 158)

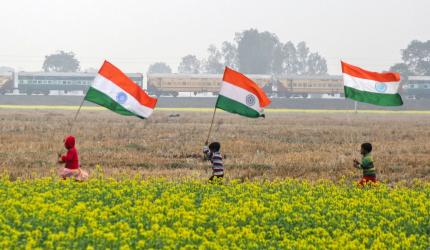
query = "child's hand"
(353, 159, 360, 168)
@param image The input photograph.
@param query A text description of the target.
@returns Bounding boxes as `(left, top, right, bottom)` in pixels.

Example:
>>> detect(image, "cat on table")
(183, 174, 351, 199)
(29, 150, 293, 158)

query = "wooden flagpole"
(205, 107, 217, 145)
(68, 92, 87, 134)
(354, 101, 358, 114)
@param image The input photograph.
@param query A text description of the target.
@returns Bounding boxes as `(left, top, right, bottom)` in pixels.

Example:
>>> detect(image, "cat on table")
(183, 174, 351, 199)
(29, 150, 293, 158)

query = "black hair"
(209, 142, 221, 152)
(361, 142, 372, 153)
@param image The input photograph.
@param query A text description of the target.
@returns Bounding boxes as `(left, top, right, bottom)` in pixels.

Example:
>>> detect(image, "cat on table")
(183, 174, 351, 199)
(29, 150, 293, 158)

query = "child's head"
(208, 142, 221, 152)
(64, 135, 76, 149)
(360, 142, 372, 155)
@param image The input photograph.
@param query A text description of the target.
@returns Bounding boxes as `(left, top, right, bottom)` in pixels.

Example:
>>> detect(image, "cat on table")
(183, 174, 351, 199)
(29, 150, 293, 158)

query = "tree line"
(38, 33, 430, 78)
(150, 29, 328, 75)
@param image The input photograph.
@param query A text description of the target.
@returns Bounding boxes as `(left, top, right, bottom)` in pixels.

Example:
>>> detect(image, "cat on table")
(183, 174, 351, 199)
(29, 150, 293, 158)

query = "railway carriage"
(147, 74, 272, 97)
(276, 75, 343, 97)
(405, 76, 430, 99)
(16, 72, 143, 95)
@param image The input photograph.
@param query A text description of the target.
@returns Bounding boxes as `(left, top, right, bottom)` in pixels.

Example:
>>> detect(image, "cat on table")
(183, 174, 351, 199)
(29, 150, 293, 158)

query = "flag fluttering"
(341, 61, 403, 106)
(85, 61, 157, 119)
(216, 67, 271, 118)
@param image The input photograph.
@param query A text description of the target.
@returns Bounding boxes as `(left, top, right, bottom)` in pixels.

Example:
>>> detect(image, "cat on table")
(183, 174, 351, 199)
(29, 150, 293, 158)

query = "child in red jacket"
(58, 135, 88, 181)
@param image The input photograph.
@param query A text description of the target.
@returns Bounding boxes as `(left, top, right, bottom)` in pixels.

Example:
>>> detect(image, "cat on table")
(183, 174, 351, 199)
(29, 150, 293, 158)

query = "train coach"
(404, 76, 430, 99)
(14, 72, 143, 95)
(146, 73, 272, 97)
(276, 75, 344, 97)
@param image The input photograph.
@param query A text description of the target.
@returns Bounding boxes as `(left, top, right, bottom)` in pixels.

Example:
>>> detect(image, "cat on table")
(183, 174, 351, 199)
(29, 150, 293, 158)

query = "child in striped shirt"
(353, 142, 377, 186)
(203, 142, 224, 181)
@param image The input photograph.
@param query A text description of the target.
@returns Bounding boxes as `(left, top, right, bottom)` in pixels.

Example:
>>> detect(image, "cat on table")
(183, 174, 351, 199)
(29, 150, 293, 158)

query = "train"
(403, 76, 430, 99)
(0, 71, 143, 95)
(275, 75, 343, 97)
(147, 73, 272, 96)
(1, 71, 429, 99)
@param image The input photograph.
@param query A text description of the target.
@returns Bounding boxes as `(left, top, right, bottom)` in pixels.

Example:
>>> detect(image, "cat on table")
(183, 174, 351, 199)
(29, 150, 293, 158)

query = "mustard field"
(0, 178, 428, 249)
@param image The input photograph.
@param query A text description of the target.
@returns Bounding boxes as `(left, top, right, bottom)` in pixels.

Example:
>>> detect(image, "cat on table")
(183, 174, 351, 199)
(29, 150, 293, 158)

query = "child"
(58, 135, 88, 181)
(353, 142, 376, 186)
(203, 142, 224, 181)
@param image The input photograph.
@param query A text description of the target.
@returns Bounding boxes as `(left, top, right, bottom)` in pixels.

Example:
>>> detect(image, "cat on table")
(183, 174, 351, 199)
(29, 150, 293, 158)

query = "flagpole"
(354, 101, 358, 114)
(68, 91, 87, 134)
(205, 107, 217, 145)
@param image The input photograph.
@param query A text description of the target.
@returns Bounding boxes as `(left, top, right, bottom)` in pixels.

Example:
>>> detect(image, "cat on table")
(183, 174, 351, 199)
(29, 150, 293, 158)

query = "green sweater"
(359, 153, 376, 177)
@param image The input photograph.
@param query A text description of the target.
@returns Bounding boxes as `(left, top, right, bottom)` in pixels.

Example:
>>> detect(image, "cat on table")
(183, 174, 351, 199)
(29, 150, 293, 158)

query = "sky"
(0, 0, 429, 74)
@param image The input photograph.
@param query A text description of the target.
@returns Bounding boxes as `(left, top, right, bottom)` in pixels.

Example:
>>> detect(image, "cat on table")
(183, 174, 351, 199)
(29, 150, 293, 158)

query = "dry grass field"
(0, 108, 429, 183)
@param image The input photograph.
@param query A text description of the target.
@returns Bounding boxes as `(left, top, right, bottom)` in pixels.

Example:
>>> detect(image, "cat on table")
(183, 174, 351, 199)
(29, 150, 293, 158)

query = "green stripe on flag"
(216, 95, 261, 118)
(84, 87, 145, 119)
(344, 86, 403, 106)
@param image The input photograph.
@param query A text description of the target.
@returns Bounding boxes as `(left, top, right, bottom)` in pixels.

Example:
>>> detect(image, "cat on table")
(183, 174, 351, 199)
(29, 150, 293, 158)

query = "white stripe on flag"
(219, 81, 262, 112)
(343, 73, 400, 94)
(92, 75, 154, 118)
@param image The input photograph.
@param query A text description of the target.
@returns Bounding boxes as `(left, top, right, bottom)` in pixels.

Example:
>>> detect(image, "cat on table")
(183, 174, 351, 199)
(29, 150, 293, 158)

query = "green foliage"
(42, 51, 80, 72)
(147, 62, 172, 74)
(390, 40, 430, 76)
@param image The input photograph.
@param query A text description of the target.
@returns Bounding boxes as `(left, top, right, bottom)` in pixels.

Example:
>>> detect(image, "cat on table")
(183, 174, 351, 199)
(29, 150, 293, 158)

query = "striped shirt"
(203, 146, 224, 176)
(359, 153, 376, 177)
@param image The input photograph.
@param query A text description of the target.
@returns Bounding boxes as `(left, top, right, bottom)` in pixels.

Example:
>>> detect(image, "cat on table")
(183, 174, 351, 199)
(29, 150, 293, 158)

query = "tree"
(178, 55, 201, 74)
(296, 41, 310, 75)
(186, 29, 329, 76)
(148, 62, 172, 74)
(401, 40, 430, 75)
(283, 41, 299, 74)
(203, 45, 224, 74)
(307, 53, 328, 75)
(235, 29, 280, 74)
(42, 51, 80, 72)
(271, 42, 285, 75)
(221, 41, 238, 70)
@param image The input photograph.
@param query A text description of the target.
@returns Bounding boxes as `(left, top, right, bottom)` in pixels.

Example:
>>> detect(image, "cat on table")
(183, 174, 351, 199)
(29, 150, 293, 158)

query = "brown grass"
(0, 109, 429, 183)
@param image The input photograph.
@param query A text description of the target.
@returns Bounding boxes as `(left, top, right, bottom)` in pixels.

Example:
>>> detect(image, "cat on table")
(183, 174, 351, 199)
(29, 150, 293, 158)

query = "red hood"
(64, 135, 75, 149)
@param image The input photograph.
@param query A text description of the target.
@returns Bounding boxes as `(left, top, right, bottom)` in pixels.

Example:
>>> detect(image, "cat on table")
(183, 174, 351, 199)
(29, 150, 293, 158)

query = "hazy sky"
(0, 0, 429, 74)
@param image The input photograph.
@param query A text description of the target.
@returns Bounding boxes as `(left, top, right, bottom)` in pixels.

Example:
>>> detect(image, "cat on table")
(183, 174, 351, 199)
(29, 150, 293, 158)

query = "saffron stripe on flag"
(222, 67, 271, 107)
(341, 61, 400, 82)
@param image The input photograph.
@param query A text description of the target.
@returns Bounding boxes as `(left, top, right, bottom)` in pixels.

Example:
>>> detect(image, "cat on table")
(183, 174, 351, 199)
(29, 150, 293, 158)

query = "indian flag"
(216, 67, 271, 118)
(85, 61, 157, 119)
(342, 61, 403, 106)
